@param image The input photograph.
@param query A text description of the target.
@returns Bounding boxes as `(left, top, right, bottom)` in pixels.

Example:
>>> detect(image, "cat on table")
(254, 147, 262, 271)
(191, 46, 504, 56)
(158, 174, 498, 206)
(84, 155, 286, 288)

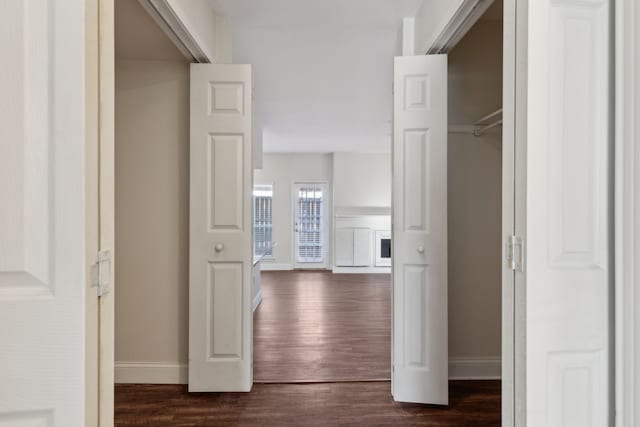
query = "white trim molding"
(260, 263, 293, 271)
(615, 0, 640, 425)
(449, 357, 502, 380)
(331, 267, 391, 274)
(426, 0, 494, 54)
(115, 358, 500, 384)
(138, 0, 209, 62)
(115, 362, 187, 384)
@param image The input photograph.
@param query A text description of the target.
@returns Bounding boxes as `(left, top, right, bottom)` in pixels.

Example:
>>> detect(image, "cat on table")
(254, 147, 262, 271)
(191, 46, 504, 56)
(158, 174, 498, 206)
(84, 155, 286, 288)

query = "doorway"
(293, 182, 329, 269)
(111, 0, 505, 414)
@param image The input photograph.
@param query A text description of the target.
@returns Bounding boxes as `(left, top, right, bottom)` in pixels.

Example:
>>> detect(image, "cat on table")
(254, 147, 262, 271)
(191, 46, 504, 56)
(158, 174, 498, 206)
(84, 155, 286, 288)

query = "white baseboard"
(115, 362, 187, 384)
(259, 263, 293, 271)
(115, 357, 500, 384)
(252, 289, 263, 312)
(332, 266, 392, 274)
(448, 357, 501, 380)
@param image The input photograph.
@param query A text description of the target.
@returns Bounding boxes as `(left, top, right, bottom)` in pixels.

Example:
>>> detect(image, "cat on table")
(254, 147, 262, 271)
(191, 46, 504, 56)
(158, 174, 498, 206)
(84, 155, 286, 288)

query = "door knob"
(417, 246, 425, 254)
(215, 243, 224, 252)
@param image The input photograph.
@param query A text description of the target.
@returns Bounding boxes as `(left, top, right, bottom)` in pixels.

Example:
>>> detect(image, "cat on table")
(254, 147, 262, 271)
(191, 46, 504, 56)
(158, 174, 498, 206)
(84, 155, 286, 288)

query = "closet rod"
(473, 119, 503, 137)
(474, 108, 503, 125)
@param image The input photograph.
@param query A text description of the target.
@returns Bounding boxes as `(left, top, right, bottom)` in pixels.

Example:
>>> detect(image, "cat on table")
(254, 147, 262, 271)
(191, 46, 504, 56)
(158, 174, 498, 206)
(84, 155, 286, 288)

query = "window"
(295, 183, 326, 264)
(253, 184, 273, 257)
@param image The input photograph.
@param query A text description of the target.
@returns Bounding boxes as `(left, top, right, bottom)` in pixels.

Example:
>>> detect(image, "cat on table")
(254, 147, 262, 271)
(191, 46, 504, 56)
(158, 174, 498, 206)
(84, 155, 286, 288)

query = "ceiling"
(213, 0, 424, 153)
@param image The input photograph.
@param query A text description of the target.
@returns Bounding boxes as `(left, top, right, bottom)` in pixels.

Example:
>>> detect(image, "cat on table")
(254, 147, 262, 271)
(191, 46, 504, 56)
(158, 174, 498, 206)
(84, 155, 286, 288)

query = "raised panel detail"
(208, 82, 244, 116)
(208, 134, 244, 231)
(404, 74, 430, 110)
(403, 265, 428, 369)
(548, 1, 607, 270)
(0, 409, 53, 427)
(207, 263, 243, 359)
(547, 350, 605, 427)
(0, 0, 51, 295)
(404, 130, 430, 232)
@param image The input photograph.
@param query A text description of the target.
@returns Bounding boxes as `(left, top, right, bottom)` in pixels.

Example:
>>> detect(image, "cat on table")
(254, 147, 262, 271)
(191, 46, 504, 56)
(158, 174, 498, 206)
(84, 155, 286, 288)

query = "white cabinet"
(335, 228, 355, 266)
(334, 227, 371, 267)
(353, 228, 372, 266)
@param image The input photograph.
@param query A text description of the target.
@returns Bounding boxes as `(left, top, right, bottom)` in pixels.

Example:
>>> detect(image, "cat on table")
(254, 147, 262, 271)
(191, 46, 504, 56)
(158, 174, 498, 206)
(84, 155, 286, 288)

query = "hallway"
(254, 271, 391, 382)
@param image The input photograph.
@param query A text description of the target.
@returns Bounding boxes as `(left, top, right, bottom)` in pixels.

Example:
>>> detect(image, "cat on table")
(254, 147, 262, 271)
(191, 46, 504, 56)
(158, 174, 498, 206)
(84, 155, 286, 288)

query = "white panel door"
(0, 0, 91, 424)
(353, 228, 372, 266)
(524, 0, 611, 425)
(392, 55, 448, 405)
(189, 64, 253, 392)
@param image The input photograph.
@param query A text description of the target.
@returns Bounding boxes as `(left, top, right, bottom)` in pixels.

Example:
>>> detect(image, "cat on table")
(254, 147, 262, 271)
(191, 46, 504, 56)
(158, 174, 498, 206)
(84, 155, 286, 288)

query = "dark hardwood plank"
(254, 271, 391, 383)
(115, 380, 501, 426)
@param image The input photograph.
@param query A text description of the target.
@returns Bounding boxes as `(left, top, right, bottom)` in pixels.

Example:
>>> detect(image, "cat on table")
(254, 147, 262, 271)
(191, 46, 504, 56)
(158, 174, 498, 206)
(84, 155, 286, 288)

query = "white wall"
(333, 152, 391, 210)
(115, 58, 190, 372)
(414, 0, 465, 54)
(254, 154, 333, 269)
(447, 19, 502, 359)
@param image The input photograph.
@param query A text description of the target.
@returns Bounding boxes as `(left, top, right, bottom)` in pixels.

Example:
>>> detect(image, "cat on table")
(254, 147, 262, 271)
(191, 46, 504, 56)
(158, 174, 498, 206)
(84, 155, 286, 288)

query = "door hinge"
(90, 249, 111, 297)
(506, 236, 523, 272)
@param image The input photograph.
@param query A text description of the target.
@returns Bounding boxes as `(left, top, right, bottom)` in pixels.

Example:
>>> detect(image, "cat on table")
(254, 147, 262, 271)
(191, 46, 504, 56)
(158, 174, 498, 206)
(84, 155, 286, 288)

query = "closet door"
(392, 55, 448, 405)
(0, 1, 93, 424)
(522, 0, 612, 424)
(189, 64, 253, 392)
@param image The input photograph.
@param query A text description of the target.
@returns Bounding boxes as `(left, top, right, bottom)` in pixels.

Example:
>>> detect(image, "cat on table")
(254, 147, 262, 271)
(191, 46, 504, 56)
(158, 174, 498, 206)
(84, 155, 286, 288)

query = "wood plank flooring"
(114, 271, 502, 425)
(254, 271, 391, 382)
(114, 380, 501, 426)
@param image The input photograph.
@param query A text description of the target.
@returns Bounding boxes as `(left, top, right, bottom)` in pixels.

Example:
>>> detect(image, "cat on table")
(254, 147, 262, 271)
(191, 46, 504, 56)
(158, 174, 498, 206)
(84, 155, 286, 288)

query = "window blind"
(296, 184, 324, 263)
(253, 185, 273, 256)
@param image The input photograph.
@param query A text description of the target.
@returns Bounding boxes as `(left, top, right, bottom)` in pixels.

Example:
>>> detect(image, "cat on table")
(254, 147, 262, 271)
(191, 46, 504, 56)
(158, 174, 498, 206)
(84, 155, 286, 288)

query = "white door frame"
(86, 0, 115, 425)
(502, 0, 531, 424)
(614, 0, 640, 424)
(292, 181, 330, 269)
(501, 0, 519, 423)
(98, 0, 116, 424)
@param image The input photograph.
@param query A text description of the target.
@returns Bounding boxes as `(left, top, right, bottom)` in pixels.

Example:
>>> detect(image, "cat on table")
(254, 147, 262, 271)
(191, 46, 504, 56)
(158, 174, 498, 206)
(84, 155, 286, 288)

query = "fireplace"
(375, 230, 391, 267)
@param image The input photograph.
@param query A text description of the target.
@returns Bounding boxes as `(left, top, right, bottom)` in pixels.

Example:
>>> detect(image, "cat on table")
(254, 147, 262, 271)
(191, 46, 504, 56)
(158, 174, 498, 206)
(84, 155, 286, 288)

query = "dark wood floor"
(254, 271, 391, 382)
(115, 380, 501, 426)
(115, 271, 501, 425)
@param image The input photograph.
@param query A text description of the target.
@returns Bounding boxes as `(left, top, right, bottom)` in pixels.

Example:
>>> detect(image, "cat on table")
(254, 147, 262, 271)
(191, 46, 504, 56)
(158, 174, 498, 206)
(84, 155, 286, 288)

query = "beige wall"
(115, 59, 190, 365)
(254, 153, 334, 268)
(447, 19, 503, 358)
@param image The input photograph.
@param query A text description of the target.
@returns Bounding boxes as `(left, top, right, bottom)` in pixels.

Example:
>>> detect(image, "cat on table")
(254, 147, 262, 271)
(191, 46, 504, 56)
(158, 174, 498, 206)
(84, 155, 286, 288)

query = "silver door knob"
(215, 243, 224, 252)
(417, 246, 425, 254)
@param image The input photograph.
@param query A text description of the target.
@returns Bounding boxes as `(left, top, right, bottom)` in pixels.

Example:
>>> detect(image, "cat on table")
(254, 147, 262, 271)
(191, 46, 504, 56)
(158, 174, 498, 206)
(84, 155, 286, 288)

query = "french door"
(293, 182, 328, 269)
